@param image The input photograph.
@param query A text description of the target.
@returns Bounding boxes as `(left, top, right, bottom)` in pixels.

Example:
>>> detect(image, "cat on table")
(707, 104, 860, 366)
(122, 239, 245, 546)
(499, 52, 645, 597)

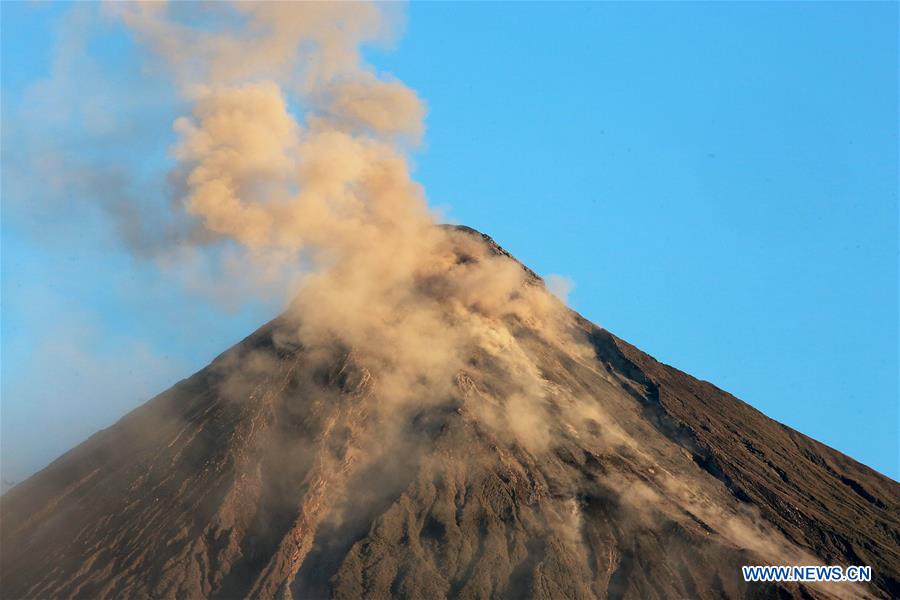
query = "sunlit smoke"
(102, 2, 581, 444)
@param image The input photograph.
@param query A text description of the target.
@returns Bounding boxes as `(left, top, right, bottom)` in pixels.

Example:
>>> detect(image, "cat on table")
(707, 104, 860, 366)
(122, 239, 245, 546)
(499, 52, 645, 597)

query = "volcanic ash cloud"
(112, 1, 579, 444)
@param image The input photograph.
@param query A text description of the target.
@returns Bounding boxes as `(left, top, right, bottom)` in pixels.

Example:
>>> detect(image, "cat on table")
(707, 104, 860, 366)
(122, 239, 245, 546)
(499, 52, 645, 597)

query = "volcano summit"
(1, 227, 897, 600)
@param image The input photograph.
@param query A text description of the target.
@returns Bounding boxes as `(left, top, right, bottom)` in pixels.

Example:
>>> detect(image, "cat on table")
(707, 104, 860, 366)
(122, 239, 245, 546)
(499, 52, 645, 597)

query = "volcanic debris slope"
(1, 227, 898, 600)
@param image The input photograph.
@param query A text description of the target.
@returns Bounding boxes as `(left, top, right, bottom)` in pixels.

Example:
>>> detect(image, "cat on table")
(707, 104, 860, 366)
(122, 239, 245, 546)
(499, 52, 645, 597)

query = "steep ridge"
(1, 227, 897, 600)
(592, 330, 900, 596)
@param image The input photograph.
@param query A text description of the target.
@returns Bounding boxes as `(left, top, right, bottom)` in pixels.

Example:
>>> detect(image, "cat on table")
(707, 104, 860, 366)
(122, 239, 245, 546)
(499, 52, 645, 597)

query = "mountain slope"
(1, 227, 897, 600)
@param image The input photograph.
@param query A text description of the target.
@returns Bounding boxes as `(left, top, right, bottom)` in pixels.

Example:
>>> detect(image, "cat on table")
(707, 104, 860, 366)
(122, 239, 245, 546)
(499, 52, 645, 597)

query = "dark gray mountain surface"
(2, 227, 898, 599)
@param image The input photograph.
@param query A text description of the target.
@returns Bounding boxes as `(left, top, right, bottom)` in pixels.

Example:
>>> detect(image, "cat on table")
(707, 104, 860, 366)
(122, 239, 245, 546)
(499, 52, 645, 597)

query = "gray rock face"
(1, 228, 897, 599)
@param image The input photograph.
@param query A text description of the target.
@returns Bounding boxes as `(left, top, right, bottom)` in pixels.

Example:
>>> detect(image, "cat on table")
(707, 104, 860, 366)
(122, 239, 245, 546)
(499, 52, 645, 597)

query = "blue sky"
(2, 2, 897, 483)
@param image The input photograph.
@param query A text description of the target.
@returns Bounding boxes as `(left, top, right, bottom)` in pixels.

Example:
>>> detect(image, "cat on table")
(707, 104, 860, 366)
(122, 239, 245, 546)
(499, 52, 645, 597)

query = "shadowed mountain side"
(1, 227, 897, 600)
(589, 329, 900, 597)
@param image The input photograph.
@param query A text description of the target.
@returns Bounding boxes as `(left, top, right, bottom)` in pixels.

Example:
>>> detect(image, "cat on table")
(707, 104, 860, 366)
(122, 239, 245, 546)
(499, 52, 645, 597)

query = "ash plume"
(109, 1, 579, 445)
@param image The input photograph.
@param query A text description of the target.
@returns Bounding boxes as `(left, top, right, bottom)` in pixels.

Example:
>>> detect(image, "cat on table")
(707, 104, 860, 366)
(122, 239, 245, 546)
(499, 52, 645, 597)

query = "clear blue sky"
(2, 2, 897, 484)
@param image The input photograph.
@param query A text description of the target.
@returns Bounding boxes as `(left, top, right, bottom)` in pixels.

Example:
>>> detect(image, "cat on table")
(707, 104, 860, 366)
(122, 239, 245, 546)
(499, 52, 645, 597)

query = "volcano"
(1, 227, 897, 600)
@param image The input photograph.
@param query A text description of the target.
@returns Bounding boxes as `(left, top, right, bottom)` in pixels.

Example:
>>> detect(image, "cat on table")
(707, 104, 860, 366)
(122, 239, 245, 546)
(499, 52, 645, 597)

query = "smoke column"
(108, 1, 579, 446)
